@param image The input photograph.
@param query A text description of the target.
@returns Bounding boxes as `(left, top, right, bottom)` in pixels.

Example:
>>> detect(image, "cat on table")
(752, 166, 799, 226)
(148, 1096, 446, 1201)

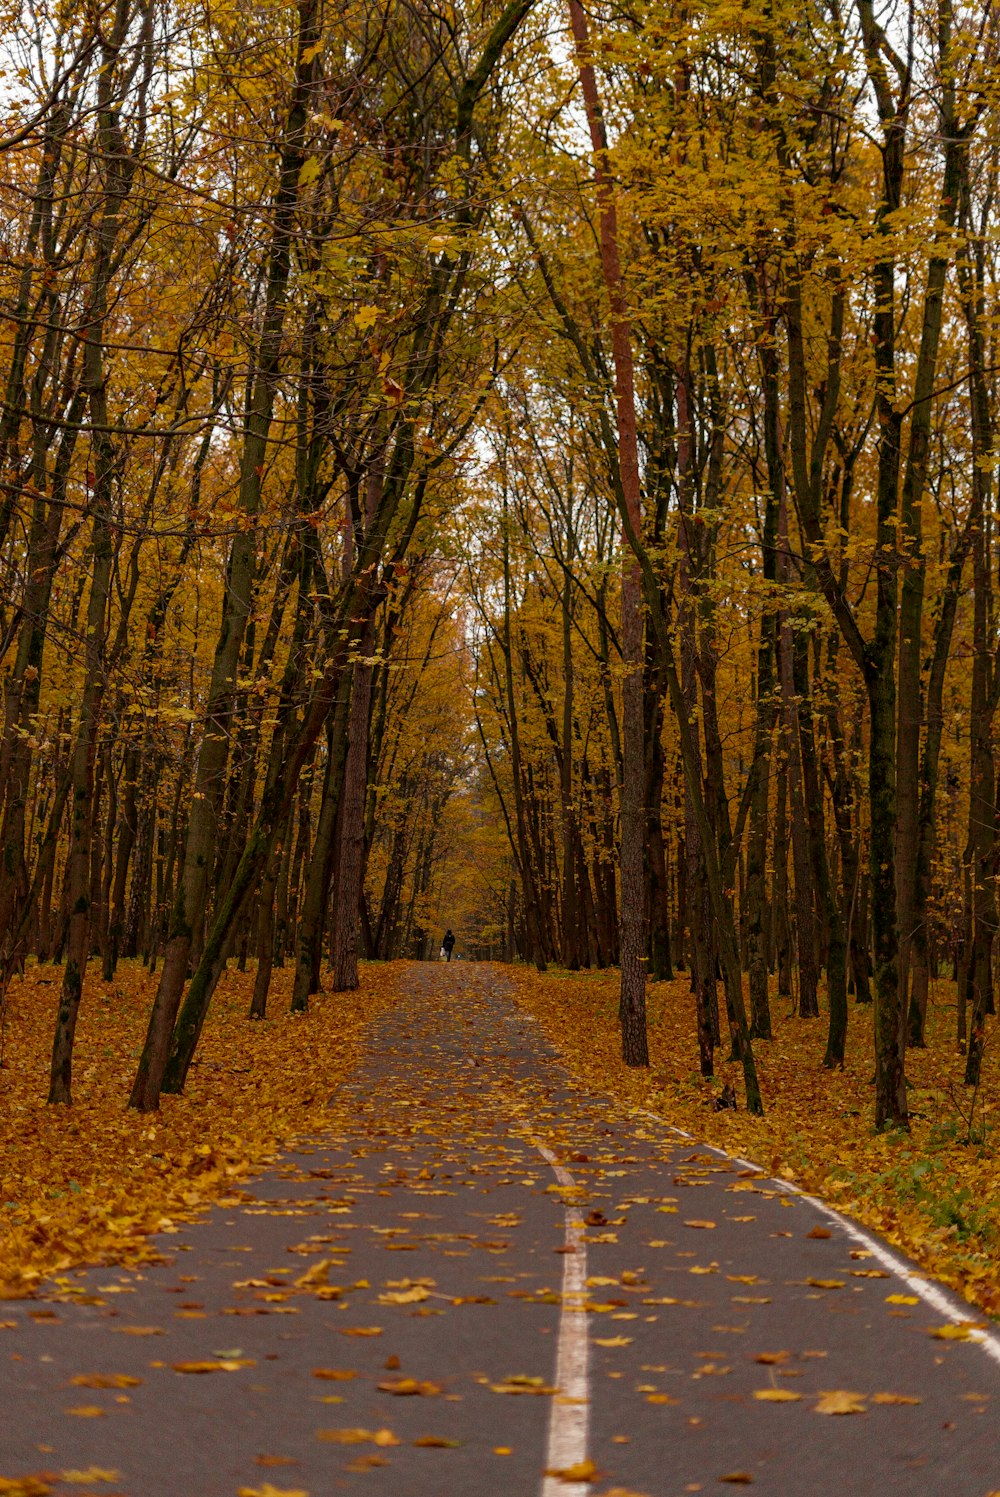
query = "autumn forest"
(3, 0, 1000, 1311)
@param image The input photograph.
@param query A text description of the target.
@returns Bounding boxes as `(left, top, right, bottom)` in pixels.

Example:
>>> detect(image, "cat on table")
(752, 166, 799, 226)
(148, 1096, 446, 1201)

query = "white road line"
(636, 1108, 1000, 1369)
(535, 1141, 590, 1497)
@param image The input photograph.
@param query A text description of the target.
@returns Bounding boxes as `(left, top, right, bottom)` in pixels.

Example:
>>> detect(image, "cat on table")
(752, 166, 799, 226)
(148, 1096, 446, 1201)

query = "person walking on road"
(442, 929, 456, 962)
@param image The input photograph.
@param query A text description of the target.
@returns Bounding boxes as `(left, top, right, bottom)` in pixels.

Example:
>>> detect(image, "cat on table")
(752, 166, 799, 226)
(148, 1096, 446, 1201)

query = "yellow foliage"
(510, 967, 1000, 1318)
(0, 960, 400, 1295)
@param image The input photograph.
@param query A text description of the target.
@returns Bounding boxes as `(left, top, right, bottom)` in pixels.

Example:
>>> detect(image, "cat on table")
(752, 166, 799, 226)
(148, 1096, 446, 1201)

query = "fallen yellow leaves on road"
(0, 960, 400, 1296)
(509, 966, 1000, 1318)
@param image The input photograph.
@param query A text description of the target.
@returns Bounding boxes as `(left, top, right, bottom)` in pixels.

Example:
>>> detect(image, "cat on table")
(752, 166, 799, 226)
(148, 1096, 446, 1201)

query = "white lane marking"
(637, 1108, 1000, 1368)
(535, 1141, 590, 1497)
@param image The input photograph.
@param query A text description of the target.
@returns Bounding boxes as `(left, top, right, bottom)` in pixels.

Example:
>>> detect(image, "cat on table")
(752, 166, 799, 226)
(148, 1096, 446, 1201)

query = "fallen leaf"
(871, 1393, 921, 1405)
(814, 1391, 866, 1415)
(0, 1480, 52, 1496)
(171, 1359, 254, 1373)
(719, 1473, 754, 1484)
(489, 1375, 556, 1395)
(311, 1369, 356, 1381)
(806, 1278, 844, 1290)
(752, 1389, 801, 1402)
(931, 1324, 974, 1340)
(412, 1436, 459, 1448)
(64, 1406, 106, 1418)
(340, 1327, 382, 1337)
(378, 1287, 429, 1305)
(69, 1375, 141, 1389)
(885, 1294, 919, 1306)
(594, 1337, 632, 1347)
(377, 1378, 442, 1396)
(61, 1472, 121, 1486)
(544, 1460, 597, 1482)
(684, 1221, 716, 1230)
(238, 1486, 309, 1497)
(315, 1429, 399, 1446)
(806, 1227, 831, 1239)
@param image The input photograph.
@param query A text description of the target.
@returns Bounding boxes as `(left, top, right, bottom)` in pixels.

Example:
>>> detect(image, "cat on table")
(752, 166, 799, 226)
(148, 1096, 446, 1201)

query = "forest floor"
(1, 963, 999, 1497)
(0, 959, 401, 1298)
(508, 966, 1000, 1322)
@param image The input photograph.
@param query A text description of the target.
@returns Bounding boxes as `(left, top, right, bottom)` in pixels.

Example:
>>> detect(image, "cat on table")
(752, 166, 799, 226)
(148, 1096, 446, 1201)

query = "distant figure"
(442, 929, 456, 962)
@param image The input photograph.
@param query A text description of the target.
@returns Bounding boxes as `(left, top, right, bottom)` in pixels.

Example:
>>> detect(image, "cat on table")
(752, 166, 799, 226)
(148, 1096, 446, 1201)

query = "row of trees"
(466, 0, 1000, 1126)
(0, 0, 534, 1105)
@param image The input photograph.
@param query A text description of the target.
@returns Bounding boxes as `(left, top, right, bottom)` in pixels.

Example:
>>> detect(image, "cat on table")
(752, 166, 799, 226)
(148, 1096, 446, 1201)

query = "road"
(2, 964, 999, 1495)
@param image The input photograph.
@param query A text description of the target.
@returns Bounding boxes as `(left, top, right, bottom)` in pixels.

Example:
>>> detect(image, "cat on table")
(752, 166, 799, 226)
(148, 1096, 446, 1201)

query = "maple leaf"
(753, 1389, 801, 1402)
(813, 1391, 867, 1415)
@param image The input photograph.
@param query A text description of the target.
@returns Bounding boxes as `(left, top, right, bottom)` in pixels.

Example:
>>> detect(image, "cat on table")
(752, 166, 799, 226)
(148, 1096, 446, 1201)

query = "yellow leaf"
(171, 1359, 254, 1373)
(806, 1279, 844, 1290)
(340, 1327, 382, 1337)
(294, 1259, 332, 1288)
(376, 1378, 441, 1396)
(871, 1392, 921, 1405)
(885, 1294, 919, 1305)
(315, 1429, 399, 1446)
(311, 1368, 356, 1381)
(70, 1374, 141, 1388)
(378, 1287, 429, 1304)
(684, 1220, 716, 1229)
(62, 1472, 121, 1486)
(353, 306, 380, 332)
(931, 1324, 975, 1340)
(489, 1374, 556, 1395)
(593, 1336, 632, 1347)
(238, 1487, 309, 1497)
(545, 1459, 597, 1482)
(814, 1390, 866, 1415)
(753, 1389, 801, 1402)
(65, 1405, 106, 1417)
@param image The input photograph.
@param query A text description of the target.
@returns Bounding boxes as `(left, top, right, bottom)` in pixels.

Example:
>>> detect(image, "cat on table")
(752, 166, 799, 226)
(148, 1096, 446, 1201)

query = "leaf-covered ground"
(0, 961, 398, 1298)
(508, 967, 1000, 1320)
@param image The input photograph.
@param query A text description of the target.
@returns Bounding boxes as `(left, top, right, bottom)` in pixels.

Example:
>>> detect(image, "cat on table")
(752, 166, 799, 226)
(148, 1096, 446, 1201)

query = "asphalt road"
(2, 964, 999, 1496)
